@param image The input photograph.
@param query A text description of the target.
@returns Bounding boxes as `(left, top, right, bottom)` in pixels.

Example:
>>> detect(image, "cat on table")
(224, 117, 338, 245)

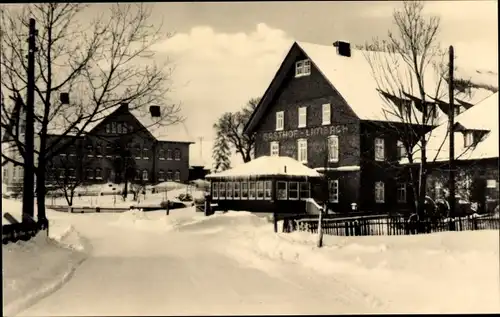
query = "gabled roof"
(46, 105, 194, 143)
(244, 41, 495, 135)
(402, 92, 499, 163)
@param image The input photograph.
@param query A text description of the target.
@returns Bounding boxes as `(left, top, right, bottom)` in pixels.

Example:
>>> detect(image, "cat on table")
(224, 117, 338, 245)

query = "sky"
(54, 1, 500, 168)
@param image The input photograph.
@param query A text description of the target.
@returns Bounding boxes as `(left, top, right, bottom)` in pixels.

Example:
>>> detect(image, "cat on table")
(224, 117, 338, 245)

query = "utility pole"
(22, 18, 37, 223)
(448, 45, 456, 229)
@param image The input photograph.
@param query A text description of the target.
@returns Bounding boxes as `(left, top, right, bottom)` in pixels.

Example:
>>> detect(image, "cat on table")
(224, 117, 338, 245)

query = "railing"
(282, 213, 500, 236)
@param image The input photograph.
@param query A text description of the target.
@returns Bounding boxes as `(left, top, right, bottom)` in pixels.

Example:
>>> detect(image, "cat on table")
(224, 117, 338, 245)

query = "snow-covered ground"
(3, 201, 499, 315)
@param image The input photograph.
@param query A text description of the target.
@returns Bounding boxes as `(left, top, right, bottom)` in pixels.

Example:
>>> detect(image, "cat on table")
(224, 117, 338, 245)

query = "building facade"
(2, 103, 194, 192)
(244, 41, 494, 214)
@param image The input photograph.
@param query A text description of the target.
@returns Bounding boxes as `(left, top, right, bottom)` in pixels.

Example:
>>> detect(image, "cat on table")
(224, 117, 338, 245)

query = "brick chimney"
(333, 41, 351, 57)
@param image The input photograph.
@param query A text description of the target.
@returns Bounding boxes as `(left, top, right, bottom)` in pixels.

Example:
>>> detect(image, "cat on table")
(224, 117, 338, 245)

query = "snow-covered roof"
(244, 41, 496, 134)
(206, 156, 322, 179)
(402, 92, 499, 163)
(46, 105, 194, 143)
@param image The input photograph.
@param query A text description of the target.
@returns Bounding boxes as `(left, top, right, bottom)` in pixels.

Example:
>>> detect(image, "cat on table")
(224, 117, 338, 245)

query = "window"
(219, 182, 226, 199)
(123, 124, 128, 134)
(241, 182, 248, 199)
(96, 143, 102, 157)
(105, 124, 111, 133)
(397, 183, 406, 203)
(69, 168, 76, 179)
(135, 145, 142, 160)
(454, 105, 463, 117)
(375, 182, 385, 203)
(464, 132, 474, 147)
(298, 107, 307, 128)
(69, 145, 76, 156)
(212, 182, 219, 199)
(158, 170, 165, 181)
(167, 170, 173, 181)
(167, 149, 173, 160)
(270, 141, 280, 156)
(17, 166, 24, 180)
(234, 182, 241, 199)
(58, 168, 65, 179)
(297, 139, 308, 163)
(106, 145, 112, 158)
(249, 182, 256, 199)
(174, 149, 181, 160)
(329, 180, 339, 203)
(59, 152, 66, 157)
(226, 182, 233, 199)
(295, 59, 311, 77)
(328, 135, 339, 162)
(487, 179, 497, 189)
(288, 182, 299, 200)
(135, 170, 141, 181)
(159, 149, 165, 160)
(435, 181, 443, 199)
(95, 168, 102, 180)
(142, 169, 149, 181)
(374, 138, 385, 161)
(276, 181, 287, 200)
(276, 111, 284, 131)
(87, 144, 94, 158)
(111, 122, 117, 134)
(86, 168, 94, 180)
(397, 140, 406, 159)
(264, 181, 272, 200)
(174, 170, 181, 181)
(322, 103, 331, 125)
(143, 147, 149, 160)
(256, 181, 264, 200)
(300, 182, 310, 199)
(117, 123, 122, 134)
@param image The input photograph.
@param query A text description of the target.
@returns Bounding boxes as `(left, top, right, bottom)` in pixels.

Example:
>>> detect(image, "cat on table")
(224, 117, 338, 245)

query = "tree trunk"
(317, 205, 324, 248)
(123, 178, 129, 200)
(36, 169, 47, 221)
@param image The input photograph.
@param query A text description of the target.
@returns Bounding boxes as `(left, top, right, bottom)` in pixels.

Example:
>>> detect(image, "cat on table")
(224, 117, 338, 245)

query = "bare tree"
(0, 3, 182, 219)
(213, 97, 260, 163)
(361, 1, 475, 220)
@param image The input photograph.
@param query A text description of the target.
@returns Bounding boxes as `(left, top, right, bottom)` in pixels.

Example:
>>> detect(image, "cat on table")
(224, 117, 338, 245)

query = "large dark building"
(45, 103, 194, 186)
(243, 41, 495, 213)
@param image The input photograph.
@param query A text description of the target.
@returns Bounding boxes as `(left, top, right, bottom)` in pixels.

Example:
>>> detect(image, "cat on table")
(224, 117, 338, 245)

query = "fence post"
(273, 213, 278, 233)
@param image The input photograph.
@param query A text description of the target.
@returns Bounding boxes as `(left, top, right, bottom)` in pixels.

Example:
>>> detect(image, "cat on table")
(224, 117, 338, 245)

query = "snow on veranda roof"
(205, 156, 322, 179)
(401, 92, 499, 164)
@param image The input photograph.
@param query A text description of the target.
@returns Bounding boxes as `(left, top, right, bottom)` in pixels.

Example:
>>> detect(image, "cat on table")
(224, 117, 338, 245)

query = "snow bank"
(218, 214, 500, 313)
(2, 227, 89, 317)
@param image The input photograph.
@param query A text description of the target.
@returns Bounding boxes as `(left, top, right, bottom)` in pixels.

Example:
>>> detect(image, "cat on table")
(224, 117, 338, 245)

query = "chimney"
(149, 105, 161, 117)
(333, 41, 351, 57)
(119, 102, 129, 111)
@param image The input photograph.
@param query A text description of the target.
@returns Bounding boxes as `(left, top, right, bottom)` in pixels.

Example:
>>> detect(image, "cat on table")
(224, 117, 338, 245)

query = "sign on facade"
(262, 125, 349, 142)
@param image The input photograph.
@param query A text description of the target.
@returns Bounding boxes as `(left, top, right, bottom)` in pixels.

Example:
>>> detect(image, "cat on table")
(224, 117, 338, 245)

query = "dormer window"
(463, 131, 474, 147)
(400, 100, 412, 120)
(295, 59, 311, 77)
(275, 111, 284, 131)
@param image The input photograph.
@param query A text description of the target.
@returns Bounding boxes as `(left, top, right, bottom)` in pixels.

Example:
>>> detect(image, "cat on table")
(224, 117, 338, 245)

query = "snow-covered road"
(18, 211, 382, 316)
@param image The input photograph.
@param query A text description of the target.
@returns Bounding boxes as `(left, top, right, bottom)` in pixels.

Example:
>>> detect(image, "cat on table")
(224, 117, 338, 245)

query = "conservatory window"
(276, 181, 287, 200)
(264, 181, 272, 200)
(256, 181, 264, 200)
(248, 182, 256, 199)
(329, 180, 339, 203)
(226, 182, 233, 199)
(241, 182, 249, 199)
(375, 181, 385, 203)
(397, 183, 406, 203)
(212, 182, 219, 199)
(219, 182, 226, 199)
(300, 182, 310, 199)
(288, 182, 299, 200)
(233, 182, 241, 199)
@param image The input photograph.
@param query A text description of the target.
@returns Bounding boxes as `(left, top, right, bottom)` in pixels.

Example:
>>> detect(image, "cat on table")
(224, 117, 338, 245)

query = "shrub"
(178, 193, 193, 202)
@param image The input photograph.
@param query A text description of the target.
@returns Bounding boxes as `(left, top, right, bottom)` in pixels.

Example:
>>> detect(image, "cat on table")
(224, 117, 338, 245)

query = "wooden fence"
(282, 213, 500, 236)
